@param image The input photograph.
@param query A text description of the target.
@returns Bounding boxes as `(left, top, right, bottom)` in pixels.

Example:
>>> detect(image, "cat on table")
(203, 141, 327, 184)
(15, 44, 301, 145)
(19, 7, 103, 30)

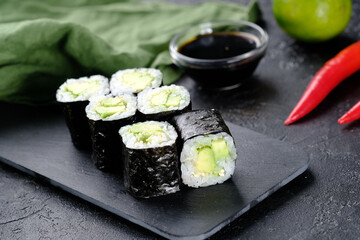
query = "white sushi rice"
(180, 132, 237, 188)
(119, 121, 177, 149)
(110, 68, 162, 94)
(137, 85, 190, 114)
(56, 75, 109, 102)
(85, 93, 137, 121)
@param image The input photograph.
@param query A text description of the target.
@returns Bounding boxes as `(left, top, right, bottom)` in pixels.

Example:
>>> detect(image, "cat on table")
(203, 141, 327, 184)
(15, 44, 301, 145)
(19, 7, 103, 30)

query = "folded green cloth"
(0, 0, 261, 104)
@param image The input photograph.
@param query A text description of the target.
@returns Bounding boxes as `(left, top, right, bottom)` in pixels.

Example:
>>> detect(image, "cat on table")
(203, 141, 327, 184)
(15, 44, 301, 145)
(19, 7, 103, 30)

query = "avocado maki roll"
(119, 121, 180, 198)
(86, 94, 137, 171)
(56, 75, 109, 148)
(137, 85, 191, 121)
(172, 109, 237, 188)
(110, 68, 162, 94)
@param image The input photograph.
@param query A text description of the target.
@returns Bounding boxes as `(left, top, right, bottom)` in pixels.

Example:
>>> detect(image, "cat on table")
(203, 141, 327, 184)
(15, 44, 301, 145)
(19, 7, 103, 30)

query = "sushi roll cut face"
(86, 94, 137, 121)
(181, 132, 237, 188)
(137, 85, 190, 114)
(110, 68, 162, 94)
(120, 121, 177, 149)
(56, 75, 109, 102)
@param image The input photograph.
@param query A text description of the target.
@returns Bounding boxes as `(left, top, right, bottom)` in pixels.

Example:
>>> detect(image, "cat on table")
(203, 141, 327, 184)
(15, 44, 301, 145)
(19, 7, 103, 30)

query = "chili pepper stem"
(338, 101, 360, 124)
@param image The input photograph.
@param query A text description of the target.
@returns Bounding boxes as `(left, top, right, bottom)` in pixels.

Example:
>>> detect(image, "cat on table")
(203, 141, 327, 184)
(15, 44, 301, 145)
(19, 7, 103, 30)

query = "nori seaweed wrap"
(137, 85, 191, 122)
(172, 109, 231, 146)
(86, 94, 137, 171)
(172, 109, 237, 188)
(59, 101, 92, 148)
(119, 121, 180, 198)
(56, 75, 109, 149)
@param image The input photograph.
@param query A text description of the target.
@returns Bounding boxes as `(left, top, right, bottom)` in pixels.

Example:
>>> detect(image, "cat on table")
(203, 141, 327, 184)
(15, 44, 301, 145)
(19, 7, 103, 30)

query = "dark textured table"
(1, 0, 360, 239)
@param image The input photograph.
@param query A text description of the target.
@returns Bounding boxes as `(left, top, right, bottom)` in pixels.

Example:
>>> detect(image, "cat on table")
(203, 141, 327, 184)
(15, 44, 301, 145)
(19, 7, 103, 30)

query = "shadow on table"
(292, 35, 357, 58)
(342, 120, 360, 131)
(178, 75, 276, 110)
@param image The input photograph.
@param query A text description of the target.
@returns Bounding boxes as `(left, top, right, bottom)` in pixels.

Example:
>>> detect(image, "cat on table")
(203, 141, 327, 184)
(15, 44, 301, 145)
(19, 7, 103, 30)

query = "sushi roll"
(56, 75, 109, 148)
(86, 94, 137, 171)
(119, 121, 180, 198)
(172, 109, 237, 188)
(137, 85, 191, 121)
(110, 68, 162, 94)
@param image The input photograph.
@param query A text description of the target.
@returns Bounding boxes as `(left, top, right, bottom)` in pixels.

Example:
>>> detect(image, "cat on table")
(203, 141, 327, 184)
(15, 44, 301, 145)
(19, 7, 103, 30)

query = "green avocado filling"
(212, 138, 230, 160)
(150, 90, 181, 108)
(65, 80, 99, 97)
(195, 138, 230, 175)
(122, 71, 154, 93)
(196, 147, 216, 173)
(129, 123, 168, 143)
(95, 97, 126, 118)
(101, 98, 124, 107)
(166, 94, 182, 107)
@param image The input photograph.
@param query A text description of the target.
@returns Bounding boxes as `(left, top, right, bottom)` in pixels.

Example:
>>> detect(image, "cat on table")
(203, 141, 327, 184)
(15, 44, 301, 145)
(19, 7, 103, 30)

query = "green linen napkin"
(0, 0, 261, 104)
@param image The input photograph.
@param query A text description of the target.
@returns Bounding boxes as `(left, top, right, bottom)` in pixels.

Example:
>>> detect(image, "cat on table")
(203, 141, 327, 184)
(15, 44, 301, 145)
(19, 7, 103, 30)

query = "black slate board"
(0, 105, 308, 239)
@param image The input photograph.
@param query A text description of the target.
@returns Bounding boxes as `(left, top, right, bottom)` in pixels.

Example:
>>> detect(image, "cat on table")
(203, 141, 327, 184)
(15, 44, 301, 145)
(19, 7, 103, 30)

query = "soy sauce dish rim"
(169, 20, 269, 66)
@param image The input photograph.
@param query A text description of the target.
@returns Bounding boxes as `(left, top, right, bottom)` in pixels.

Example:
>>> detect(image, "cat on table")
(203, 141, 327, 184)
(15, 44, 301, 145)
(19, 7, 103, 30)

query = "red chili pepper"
(284, 41, 360, 125)
(338, 101, 360, 124)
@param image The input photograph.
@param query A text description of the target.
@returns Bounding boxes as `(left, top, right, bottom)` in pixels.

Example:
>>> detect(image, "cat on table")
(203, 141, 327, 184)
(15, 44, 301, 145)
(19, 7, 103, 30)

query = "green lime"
(273, 0, 352, 42)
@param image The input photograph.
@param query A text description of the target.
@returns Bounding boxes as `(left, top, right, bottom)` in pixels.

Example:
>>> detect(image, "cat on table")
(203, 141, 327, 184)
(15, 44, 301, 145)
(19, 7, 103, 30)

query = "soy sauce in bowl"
(179, 32, 258, 60)
(170, 21, 268, 90)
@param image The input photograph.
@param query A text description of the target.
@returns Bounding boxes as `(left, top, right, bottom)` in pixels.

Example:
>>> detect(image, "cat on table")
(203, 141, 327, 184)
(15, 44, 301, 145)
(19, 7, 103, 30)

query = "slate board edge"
(197, 163, 309, 240)
(0, 156, 173, 239)
(0, 155, 309, 240)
